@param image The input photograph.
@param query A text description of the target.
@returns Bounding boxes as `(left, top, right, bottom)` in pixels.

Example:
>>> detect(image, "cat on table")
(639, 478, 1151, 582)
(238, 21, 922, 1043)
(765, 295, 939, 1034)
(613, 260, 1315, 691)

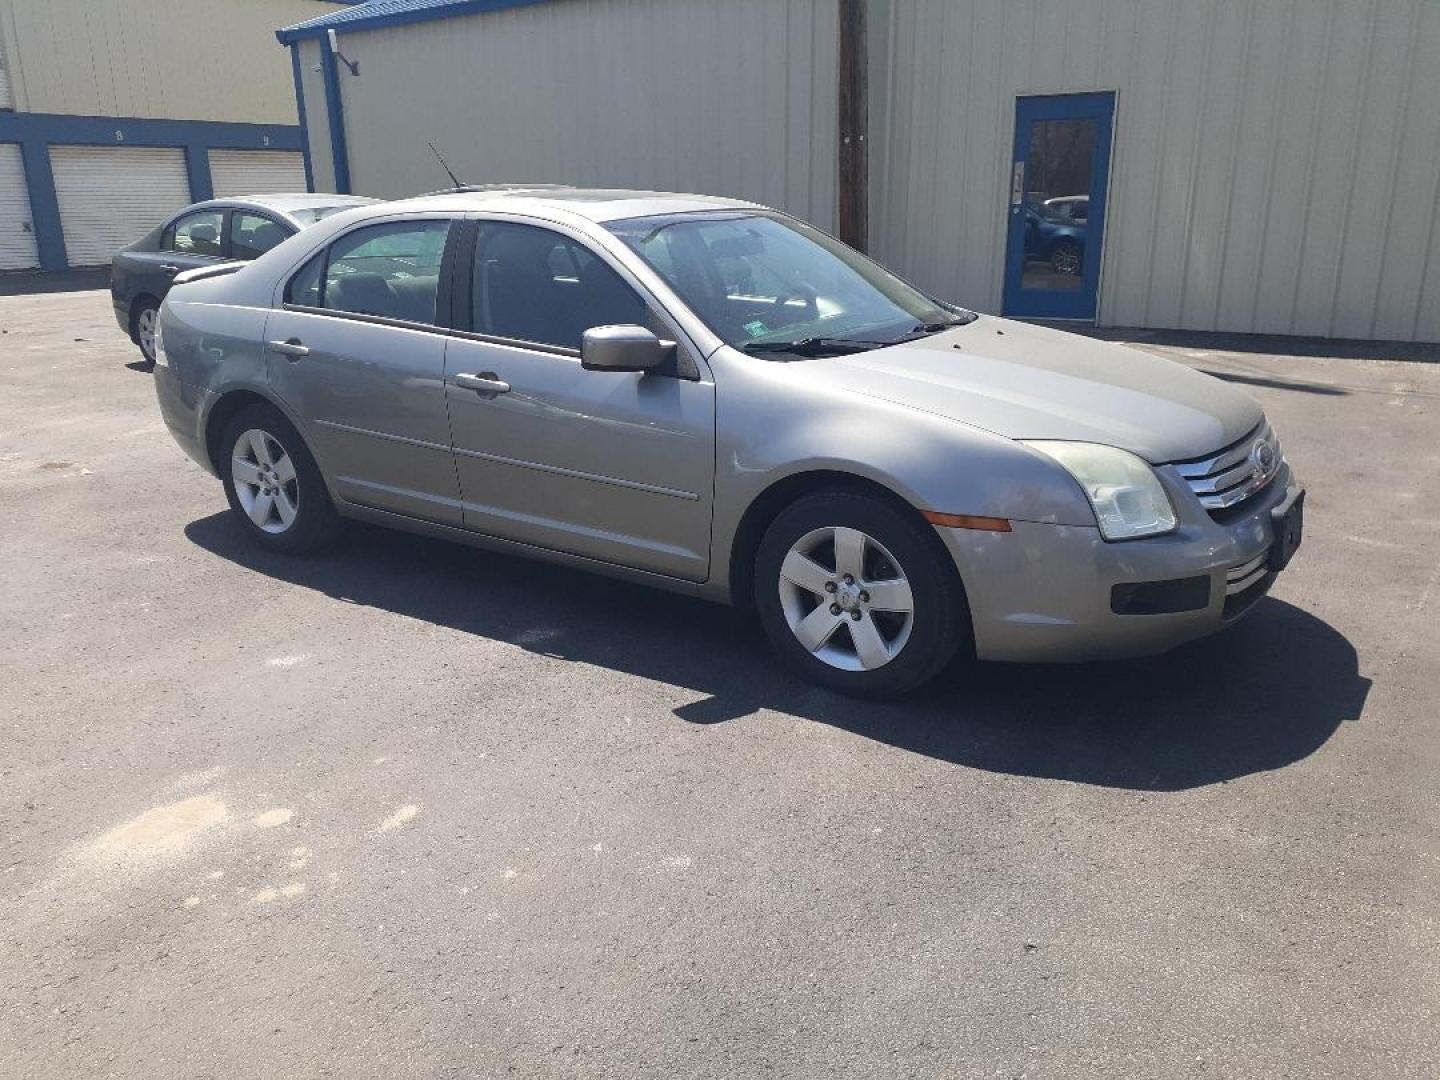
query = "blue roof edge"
(276, 0, 555, 44)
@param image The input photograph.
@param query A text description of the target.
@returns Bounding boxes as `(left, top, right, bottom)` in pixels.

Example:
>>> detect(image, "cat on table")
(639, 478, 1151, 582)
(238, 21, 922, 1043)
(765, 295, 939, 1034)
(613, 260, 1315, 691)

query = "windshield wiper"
(742, 337, 890, 357)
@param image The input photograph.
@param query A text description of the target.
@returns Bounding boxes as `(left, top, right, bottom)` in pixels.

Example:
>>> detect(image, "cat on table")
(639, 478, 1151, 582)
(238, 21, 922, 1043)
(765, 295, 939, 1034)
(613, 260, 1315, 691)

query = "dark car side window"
(285, 220, 451, 325)
(231, 213, 291, 261)
(162, 210, 224, 257)
(472, 222, 648, 351)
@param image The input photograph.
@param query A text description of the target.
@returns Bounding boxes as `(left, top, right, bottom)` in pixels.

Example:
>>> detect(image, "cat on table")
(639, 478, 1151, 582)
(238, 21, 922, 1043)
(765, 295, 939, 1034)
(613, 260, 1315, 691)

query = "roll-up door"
(208, 150, 308, 198)
(48, 146, 191, 266)
(0, 144, 39, 270)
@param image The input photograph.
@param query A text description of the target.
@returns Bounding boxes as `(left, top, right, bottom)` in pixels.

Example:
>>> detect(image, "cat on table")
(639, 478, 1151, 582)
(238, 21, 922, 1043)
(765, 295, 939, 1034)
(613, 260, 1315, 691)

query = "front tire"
(754, 492, 969, 697)
(219, 403, 338, 553)
(1051, 241, 1082, 276)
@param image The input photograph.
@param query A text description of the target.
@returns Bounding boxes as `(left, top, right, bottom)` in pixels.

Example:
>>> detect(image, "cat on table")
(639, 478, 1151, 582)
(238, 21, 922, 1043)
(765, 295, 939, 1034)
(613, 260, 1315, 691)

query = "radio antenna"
(428, 142, 463, 188)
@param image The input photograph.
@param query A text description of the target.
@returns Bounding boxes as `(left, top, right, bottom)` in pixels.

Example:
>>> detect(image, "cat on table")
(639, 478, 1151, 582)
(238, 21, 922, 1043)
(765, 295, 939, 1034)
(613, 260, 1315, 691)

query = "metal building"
(0, 0, 344, 271)
(280, 0, 1440, 343)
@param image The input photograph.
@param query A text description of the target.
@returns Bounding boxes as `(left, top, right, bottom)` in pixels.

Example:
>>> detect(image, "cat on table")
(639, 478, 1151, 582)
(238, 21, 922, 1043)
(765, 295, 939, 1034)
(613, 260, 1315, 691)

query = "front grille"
(1222, 551, 1274, 618)
(1172, 421, 1284, 513)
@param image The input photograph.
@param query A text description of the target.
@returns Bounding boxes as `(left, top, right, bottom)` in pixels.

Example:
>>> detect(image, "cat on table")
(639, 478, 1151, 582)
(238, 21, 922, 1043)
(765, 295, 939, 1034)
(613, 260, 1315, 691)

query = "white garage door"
(0, 144, 39, 270)
(208, 150, 308, 198)
(49, 146, 191, 266)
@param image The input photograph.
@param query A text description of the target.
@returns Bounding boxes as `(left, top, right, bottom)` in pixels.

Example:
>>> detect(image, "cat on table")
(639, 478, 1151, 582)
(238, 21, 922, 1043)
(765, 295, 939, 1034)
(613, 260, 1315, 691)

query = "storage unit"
(48, 146, 190, 266)
(0, 143, 39, 269)
(208, 148, 308, 197)
(280, 0, 1440, 344)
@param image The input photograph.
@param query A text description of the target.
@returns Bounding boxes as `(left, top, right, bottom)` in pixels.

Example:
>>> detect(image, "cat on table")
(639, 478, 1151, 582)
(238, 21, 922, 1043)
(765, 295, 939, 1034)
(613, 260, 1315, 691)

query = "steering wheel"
(772, 285, 819, 319)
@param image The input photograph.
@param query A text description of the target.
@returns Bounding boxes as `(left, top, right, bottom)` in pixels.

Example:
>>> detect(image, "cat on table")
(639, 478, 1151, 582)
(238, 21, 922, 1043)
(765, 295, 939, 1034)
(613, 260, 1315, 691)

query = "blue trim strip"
(0, 112, 306, 272)
(277, 0, 555, 43)
(184, 145, 214, 202)
(289, 44, 316, 192)
(319, 47, 351, 194)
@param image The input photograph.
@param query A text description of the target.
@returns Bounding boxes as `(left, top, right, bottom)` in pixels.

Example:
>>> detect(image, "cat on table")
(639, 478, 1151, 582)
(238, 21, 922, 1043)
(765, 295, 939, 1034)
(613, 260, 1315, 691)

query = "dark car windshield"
(287, 204, 361, 226)
(606, 211, 972, 354)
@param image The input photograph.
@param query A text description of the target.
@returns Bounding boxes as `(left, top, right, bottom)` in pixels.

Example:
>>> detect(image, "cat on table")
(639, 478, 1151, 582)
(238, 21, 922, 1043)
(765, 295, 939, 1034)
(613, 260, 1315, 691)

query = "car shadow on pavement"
(186, 513, 1370, 792)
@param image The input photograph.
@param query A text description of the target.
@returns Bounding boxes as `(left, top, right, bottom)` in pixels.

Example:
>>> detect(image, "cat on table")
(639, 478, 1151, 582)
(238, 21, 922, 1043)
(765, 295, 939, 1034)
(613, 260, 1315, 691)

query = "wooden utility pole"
(837, 0, 869, 251)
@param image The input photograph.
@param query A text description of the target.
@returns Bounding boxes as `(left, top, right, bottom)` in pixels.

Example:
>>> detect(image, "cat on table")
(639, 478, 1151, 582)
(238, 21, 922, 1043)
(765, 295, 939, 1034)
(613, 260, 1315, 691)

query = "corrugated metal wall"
(871, 0, 1440, 342)
(0, 0, 342, 124)
(332, 0, 840, 230)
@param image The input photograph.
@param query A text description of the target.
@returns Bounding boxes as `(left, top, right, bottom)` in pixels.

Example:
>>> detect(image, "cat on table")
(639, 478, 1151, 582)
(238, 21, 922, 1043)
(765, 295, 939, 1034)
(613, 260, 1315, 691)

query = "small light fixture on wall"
(328, 28, 360, 76)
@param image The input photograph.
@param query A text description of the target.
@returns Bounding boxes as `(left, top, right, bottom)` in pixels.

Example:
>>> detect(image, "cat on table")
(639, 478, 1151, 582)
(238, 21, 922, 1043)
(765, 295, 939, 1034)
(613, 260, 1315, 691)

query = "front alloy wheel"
(778, 526, 914, 672)
(755, 492, 969, 697)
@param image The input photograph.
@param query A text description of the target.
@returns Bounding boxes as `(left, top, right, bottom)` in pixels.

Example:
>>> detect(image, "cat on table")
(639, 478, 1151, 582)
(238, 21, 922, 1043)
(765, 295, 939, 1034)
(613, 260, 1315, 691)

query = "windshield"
(606, 211, 971, 354)
(288, 204, 362, 226)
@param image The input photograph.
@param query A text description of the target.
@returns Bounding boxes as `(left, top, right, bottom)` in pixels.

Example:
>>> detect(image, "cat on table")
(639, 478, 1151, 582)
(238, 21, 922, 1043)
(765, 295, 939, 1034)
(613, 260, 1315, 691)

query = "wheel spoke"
(793, 604, 843, 653)
(272, 453, 296, 485)
(780, 549, 833, 597)
(248, 430, 274, 467)
(231, 457, 263, 487)
(248, 490, 275, 527)
(832, 527, 867, 580)
(273, 488, 298, 527)
(863, 576, 913, 613)
(848, 613, 892, 670)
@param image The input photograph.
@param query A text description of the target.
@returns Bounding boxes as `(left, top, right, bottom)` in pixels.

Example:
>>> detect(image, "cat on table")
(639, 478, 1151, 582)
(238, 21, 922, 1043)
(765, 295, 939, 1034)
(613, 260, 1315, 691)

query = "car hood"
(808, 317, 1262, 462)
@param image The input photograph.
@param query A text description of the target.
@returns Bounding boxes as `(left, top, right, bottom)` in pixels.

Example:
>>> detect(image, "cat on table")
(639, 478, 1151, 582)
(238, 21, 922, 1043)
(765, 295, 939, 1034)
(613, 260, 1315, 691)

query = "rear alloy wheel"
(220, 403, 338, 553)
(134, 303, 159, 363)
(754, 492, 969, 697)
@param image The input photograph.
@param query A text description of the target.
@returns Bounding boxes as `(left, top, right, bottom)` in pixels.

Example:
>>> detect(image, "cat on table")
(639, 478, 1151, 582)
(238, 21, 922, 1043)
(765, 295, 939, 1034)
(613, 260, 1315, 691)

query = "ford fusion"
(152, 187, 1303, 697)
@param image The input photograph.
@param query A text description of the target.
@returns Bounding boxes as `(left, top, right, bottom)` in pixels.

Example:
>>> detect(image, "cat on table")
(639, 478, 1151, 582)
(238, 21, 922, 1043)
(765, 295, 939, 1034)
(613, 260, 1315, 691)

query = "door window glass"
(163, 210, 224, 256)
(232, 213, 290, 261)
(1020, 119, 1096, 292)
(472, 222, 648, 350)
(286, 252, 325, 307)
(310, 220, 450, 324)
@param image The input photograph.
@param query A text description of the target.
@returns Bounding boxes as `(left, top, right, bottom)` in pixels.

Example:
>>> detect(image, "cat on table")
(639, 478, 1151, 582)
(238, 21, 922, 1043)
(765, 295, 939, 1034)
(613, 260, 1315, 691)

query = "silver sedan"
(153, 187, 1304, 697)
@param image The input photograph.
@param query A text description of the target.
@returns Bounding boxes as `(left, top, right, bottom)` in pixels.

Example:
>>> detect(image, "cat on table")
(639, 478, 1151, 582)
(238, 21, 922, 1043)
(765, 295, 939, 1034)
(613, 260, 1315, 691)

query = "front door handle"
(160, 264, 180, 274)
(452, 372, 511, 395)
(267, 338, 310, 358)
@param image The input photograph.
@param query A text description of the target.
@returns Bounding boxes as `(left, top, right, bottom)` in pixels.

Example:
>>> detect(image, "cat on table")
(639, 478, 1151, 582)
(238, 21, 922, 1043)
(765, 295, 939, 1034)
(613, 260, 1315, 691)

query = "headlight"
(1022, 441, 1177, 541)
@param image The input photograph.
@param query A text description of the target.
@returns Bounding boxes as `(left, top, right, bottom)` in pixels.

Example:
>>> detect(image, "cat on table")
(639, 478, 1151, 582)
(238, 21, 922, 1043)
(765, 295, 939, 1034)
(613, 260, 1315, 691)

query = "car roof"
(378, 185, 768, 224)
(180, 194, 378, 221)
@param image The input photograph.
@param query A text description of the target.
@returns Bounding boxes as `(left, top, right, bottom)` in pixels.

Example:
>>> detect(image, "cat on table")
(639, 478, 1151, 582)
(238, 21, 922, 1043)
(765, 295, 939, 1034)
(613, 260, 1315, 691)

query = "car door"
(264, 216, 463, 525)
(443, 218, 715, 581)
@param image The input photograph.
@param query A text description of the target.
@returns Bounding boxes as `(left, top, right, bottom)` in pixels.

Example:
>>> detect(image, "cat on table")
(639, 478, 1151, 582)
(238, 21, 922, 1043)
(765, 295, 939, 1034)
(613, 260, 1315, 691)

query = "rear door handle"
(160, 264, 180, 274)
(267, 339, 310, 358)
(452, 372, 511, 395)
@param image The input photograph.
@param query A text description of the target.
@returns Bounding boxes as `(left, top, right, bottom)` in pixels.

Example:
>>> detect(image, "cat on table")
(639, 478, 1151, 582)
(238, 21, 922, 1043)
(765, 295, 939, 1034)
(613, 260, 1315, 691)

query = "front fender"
(706, 348, 1095, 599)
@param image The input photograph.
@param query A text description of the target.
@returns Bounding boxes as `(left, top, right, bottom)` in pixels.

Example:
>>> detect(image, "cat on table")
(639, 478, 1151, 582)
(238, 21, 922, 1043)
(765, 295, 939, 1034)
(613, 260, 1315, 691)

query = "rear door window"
(285, 219, 451, 325)
(231, 213, 291, 261)
(162, 210, 225, 257)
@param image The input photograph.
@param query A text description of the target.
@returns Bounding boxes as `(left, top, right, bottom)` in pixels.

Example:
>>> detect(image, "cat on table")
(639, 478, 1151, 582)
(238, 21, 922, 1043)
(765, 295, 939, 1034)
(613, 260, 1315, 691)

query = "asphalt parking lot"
(2, 285, 1438, 1079)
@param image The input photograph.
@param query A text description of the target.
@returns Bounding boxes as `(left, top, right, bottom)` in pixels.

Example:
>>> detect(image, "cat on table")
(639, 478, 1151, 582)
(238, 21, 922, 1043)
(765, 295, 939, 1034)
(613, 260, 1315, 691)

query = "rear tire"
(132, 300, 159, 363)
(753, 491, 969, 697)
(219, 403, 338, 553)
(1051, 240, 1082, 276)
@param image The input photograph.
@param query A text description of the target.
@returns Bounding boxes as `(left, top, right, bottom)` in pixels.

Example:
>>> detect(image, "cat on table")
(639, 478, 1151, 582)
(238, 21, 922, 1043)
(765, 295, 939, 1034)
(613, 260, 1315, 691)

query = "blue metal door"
(1002, 92, 1115, 321)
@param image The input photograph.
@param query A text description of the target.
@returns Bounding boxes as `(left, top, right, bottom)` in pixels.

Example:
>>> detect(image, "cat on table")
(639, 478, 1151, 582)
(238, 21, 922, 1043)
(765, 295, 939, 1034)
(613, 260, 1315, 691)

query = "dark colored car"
(1023, 202, 1087, 276)
(111, 194, 375, 362)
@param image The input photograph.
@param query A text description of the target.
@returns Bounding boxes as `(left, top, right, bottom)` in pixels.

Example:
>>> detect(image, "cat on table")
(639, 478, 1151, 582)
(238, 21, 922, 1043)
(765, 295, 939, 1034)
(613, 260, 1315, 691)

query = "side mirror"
(580, 325, 675, 373)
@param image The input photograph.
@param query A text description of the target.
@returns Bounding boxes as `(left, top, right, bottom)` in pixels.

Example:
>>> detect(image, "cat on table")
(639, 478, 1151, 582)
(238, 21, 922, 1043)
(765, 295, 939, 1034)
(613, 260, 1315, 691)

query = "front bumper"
(938, 464, 1304, 662)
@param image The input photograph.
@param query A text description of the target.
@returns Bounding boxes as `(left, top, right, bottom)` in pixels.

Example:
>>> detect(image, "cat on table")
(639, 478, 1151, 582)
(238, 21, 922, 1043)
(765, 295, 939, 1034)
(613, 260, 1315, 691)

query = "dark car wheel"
(754, 491, 970, 698)
(1051, 241, 1083, 276)
(219, 403, 339, 554)
(132, 300, 160, 363)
